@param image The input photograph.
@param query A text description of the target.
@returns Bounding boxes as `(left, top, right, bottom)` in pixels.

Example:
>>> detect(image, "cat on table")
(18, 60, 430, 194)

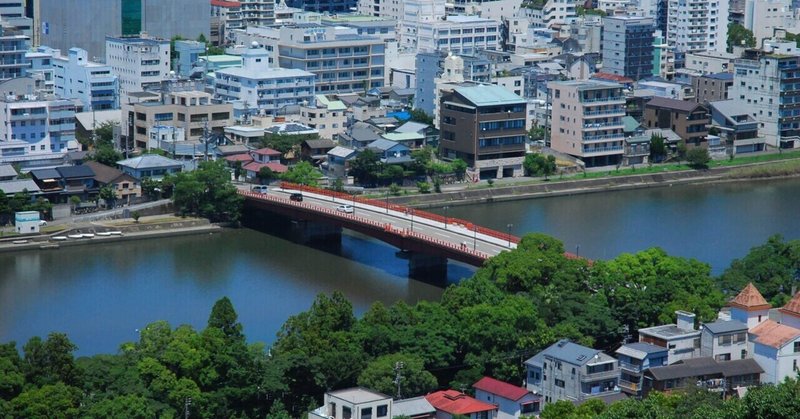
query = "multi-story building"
(665, 0, 728, 54)
(439, 84, 527, 180)
(0, 94, 78, 168)
(320, 14, 397, 42)
(404, 14, 502, 55)
(173, 40, 207, 78)
(277, 24, 385, 94)
(643, 96, 709, 148)
(357, 0, 403, 21)
(684, 50, 737, 75)
(652, 32, 675, 80)
(731, 44, 800, 149)
(238, 0, 275, 27)
(0, 22, 29, 82)
(308, 387, 392, 419)
(286, 0, 358, 13)
(744, 0, 796, 47)
(24, 46, 55, 93)
(105, 35, 171, 106)
(520, 0, 577, 29)
(548, 80, 625, 167)
(473, 376, 541, 419)
(211, 0, 243, 45)
(708, 100, 762, 154)
(0, 1, 31, 36)
(525, 339, 620, 407)
(615, 342, 669, 397)
(122, 91, 233, 150)
(693, 72, 732, 104)
(214, 46, 315, 117)
(700, 320, 750, 362)
(297, 95, 347, 140)
(602, 16, 655, 81)
(52, 48, 118, 111)
(638, 311, 702, 364)
(39, 0, 210, 59)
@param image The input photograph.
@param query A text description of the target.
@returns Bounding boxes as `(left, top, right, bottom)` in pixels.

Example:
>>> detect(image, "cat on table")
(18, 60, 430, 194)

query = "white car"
(251, 185, 269, 194)
(336, 204, 354, 214)
(39, 220, 48, 226)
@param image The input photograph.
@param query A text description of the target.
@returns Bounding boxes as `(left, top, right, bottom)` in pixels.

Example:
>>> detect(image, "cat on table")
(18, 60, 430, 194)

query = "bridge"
(239, 183, 522, 280)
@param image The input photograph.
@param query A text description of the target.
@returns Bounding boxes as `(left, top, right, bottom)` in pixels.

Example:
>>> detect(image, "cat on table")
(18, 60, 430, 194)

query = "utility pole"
(184, 397, 192, 419)
(203, 120, 209, 162)
(393, 361, 405, 400)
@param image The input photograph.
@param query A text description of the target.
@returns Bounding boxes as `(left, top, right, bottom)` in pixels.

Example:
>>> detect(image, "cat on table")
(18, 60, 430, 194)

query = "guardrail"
(239, 190, 492, 260)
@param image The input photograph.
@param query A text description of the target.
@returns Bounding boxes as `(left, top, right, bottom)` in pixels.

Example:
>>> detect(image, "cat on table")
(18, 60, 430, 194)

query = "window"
(360, 407, 372, 419)
(719, 335, 732, 345)
(741, 349, 747, 359)
(555, 379, 565, 388)
(794, 341, 800, 353)
(343, 406, 352, 419)
(715, 353, 731, 362)
(376, 405, 388, 417)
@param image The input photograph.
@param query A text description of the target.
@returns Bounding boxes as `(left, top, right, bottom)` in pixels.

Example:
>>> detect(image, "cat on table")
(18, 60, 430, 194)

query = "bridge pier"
(289, 220, 343, 246)
(407, 252, 448, 283)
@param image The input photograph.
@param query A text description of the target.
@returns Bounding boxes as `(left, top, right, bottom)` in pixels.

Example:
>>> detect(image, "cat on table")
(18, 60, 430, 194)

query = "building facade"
(105, 36, 171, 105)
(665, 0, 728, 54)
(53, 48, 118, 111)
(602, 16, 655, 81)
(548, 80, 625, 167)
(643, 96, 709, 148)
(0, 95, 78, 167)
(0, 23, 29, 82)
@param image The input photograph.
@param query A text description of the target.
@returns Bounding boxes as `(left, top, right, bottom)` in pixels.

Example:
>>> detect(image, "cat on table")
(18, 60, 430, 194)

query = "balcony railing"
(583, 133, 624, 142)
(583, 145, 624, 155)
(618, 361, 643, 373)
(584, 108, 625, 116)
(581, 369, 620, 382)
(618, 379, 640, 392)
(581, 96, 625, 104)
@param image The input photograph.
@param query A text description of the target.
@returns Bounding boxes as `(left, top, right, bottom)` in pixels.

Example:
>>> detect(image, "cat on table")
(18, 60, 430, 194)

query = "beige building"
(298, 95, 347, 140)
(123, 91, 233, 150)
(548, 80, 625, 167)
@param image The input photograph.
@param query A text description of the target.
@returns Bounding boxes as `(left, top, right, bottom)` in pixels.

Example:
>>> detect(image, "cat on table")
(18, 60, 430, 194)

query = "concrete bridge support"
(407, 252, 448, 282)
(289, 220, 343, 246)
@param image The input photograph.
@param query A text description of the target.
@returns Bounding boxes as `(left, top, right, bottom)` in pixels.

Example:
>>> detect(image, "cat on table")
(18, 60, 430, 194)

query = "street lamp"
(443, 206, 449, 230)
(507, 223, 513, 248)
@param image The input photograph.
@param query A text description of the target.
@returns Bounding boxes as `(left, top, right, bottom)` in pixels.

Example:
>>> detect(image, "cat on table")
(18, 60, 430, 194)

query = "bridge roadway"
(239, 185, 518, 267)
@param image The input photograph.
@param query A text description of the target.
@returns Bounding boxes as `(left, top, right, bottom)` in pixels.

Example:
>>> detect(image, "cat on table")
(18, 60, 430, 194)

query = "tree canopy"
(172, 160, 243, 222)
(728, 23, 756, 50)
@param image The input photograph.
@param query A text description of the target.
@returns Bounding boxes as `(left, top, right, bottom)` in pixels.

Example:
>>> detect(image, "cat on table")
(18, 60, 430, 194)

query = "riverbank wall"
(389, 161, 800, 208)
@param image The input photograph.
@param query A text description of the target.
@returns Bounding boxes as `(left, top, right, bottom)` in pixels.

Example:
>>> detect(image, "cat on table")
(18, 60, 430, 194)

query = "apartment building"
(439, 84, 527, 180)
(357, 0, 403, 21)
(744, 0, 797, 47)
(730, 44, 800, 148)
(0, 94, 78, 168)
(548, 80, 625, 167)
(105, 36, 171, 106)
(52, 48, 118, 111)
(214, 46, 316, 116)
(0, 0, 31, 36)
(520, 0, 577, 29)
(643, 96, 709, 148)
(406, 14, 502, 55)
(525, 339, 620, 408)
(602, 16, 655, 81)
(615, 342, 669, 397)
(308, 388, 392, 419)
(297, 95, 347, 140)
(665, 0, 728, 54)
(0, 22, 29, 82)
(286, 0, 358, 13)
(693, 72, 732, 104)
(684, 50, 737, 75)
(122, 91, 233, 150)
(638, 311, 702, 364)
(211, 0, 243, 45)
(277, 24, 385, 94)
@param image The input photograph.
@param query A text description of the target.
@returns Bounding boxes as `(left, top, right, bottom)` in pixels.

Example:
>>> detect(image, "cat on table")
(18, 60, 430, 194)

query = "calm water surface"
(1, 177, 799, 355)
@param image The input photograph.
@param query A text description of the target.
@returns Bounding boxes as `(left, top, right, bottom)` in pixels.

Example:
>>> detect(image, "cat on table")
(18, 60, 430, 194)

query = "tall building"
(38, 0, 210, 59)
(0, 22, 29, 82)
(439, 84, 527, 180)
(286, 0, 358, 13)
(743, 0, 796, 47)
(665, 0, 728, 54)
(0, 93, 78, 167)
(518, 0, 577, 29)
(238, 0, 275, 27)
(731, 43, 800, 149)
(602, 16, 655, 81)
(0, 1, 32, 36)
(49, 48, 119, 111)
(404, 14, 502, 54)
(211, 0, 243, 45)
(105, 35, 171, 105)
(548, 80, 626, 167)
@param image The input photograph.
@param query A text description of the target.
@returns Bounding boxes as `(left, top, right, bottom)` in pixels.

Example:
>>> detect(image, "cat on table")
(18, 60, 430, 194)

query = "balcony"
(618, 379, 640, 392)
(581, 368, 620, 382)
(583, 121, 623, 131)
(584, 108, 625, 117)
(582, 145, 624, 156)
(581, 96, 625, 104)
(618, 361, 643, 373)
(583, 133, 624, 142)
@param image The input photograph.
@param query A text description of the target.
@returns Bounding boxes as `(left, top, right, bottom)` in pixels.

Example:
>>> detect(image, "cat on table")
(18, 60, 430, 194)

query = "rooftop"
(83, 161, 126, 184)
(750, 319, 800, 349)
(392, 396, 435, 417)
(550, 79, 623, 91)
(117, 154, 183, 169)
(328, 146, 357, 158)
(646, 96, 704, 113)
(728, 283, 771, 311)
(0, 179, 40, 195)
(615, 342, 669, 360)
(252, 147, 281, 156)
(703, 72, 734, 81)
(647, 357, 762, 381)
(524, 339, 602, 367)
(455, 84, 525, 106)
(446, 15, 496, 24)
(0, 164, 17, 178)
(473, 376, 532, 401)
(327, 387, 390, 405)
(702, 320, 748, 335)
(216, 66, 314, 80)
(425, 390, 497, 415)
(638, 323, 700, 339)
(779, 291, 800, 317)
(56, 165, 95, 179)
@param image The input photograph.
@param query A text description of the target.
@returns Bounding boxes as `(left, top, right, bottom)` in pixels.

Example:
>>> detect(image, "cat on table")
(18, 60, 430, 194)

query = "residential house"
(642, 357, 763, 396)
(693, 73, 733, 104)
(367, 139, 412, 165)
(729, 282, 772, 329)
(525, 339, 621, 407)
(623, 135, 651, 166)
(55, 165, 98, 201)
(638, 311, 702, 364)
(326, 146, 358, 179)
(644, 97, 709, 149)
(301, 138, 336, 165)
(338, 121, 385, 149)
(473, 376, 542, 419)
(749, 318, 800, 384)
(117, 155, 183, 180)
(425, 390, 498, 419)
(709, 100, 763, 155)
(392, 396, 436, 419)
(242, 147, 288, 180)
(615, 342, 669, 397)
(83, 161, 140, 201)
(394, 121, 439, 148)
(381, 132, 425, 150)
(0, 164, 17, 181)
(700, 320, 749, 362)
(308, 387, 392, 419)
(299, 95, 347, 140)
(0, 179, 40, 197)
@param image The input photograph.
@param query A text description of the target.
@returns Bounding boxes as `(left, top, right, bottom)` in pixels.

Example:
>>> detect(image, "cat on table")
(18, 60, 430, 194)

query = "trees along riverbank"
(2, 234, 800, 417)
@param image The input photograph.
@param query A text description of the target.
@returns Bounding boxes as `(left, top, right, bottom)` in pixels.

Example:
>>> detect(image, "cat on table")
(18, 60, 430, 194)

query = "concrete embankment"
(0, 218, 221, 253)
(389, 162, 800, 209)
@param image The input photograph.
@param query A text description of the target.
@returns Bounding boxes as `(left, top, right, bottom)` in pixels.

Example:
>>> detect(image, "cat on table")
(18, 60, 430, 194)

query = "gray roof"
(264, 122, 316, 135)
(644, 128, 682, 143)
(638, 323, 700, 339)
(327, 387, 390, 404)
(647, 357, 762, 381)
(368, 138, 405, 152)
(56, 165, 95, 179)
(455, 84, 525, 106)
(615, 342, 668, 360)
(622, 116, 643, 133)
(719, 359, 764, 377)
(702, 320, 748, 335)
(29, 168, 61, 181)
(646, 96, 705, 113)
(303, 139, 336, 149)
(524, 339, 600, 367)
(393, 396, 436, 417)
(0, 164, 17, 178)
(709, 100, 755, 121)
(327, 146, 357, 158)
(0, 179, 40, 195)
(117, 154, 183, 170)
(395, 121, 430, 133)
(216, 144, 251, 156)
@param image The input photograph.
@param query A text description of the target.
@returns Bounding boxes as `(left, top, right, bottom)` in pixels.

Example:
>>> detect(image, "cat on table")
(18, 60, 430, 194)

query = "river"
(1, 177, 800, 355)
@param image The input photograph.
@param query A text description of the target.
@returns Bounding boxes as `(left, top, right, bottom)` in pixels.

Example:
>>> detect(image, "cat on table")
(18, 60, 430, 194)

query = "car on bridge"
(336, 204, 354, 214)
(290, 193, 303, 202)
(251, 185, 269, 194)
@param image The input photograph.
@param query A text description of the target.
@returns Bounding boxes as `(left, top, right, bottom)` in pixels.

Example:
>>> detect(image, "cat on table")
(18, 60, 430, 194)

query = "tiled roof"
(224, 154, 254, 163)
(779, 291, 800, 318)
(425, 390, 497, 415)
(83, 161, 125, 184)
(0, 164, 17, 178)
(243, 161, 288, 173)
(702, 320, 748, 335)
(252, 147, 281, 156)
(473, 377, 530, 401)
(646, 96, 704, 113)
(728, 283, 771, 311)
(56, 165, 95, 179)
(455, 84, 525, 106)
(117, 155, 183, 169)
(750, 319, 800, 349)
(0, 179, 40, 194)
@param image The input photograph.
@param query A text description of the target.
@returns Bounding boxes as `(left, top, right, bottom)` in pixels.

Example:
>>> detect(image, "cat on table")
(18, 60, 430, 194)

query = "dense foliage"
(172, 160, 243, 223)
(2, 235, 799, 417)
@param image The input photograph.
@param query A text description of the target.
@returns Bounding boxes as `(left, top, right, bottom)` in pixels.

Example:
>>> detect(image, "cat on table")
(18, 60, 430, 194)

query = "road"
(261, 186, 516, 258)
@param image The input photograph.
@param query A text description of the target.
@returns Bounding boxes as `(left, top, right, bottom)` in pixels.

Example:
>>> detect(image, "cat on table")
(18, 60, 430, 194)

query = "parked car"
(38, 220, 47, 226)
(289, 193, 303, 202)
(251, 185, 269, 194)
(336, 204, 354, 213)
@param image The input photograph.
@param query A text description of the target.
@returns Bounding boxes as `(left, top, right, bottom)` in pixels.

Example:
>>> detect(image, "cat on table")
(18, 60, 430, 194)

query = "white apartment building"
(412, 15, 502, 55)
(666, 0, 728, 53)
(684, 50, 737, 74)
(298, 95, 347, 140)
(0, 94, 78, 167)
(53, 48, 118, 111)
(358, 0, 403, 21)
(238, 0, 275, 27)
(548, 80, 626, 167)
(105, 36, 171, 105)
(744, 0, 798, 47)
(214, 46, 316, 117)
(400, 0, 446, 50)
(519, 0, 577, 29)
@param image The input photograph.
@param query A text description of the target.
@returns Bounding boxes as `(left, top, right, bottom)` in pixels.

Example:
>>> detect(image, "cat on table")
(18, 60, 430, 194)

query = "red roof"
(224, 154, 254, 163)
(473, 377, 530, 401)
(779, 291, 800, 318)
(591, 72, 635, 84)
(211, 0, 241, 7)
(425, 390, 497, 415)
(750, 319, 800, 349)
(729, 283, 771, 311)
(243, 161, 288, 173)
(252, 147, 281, 156)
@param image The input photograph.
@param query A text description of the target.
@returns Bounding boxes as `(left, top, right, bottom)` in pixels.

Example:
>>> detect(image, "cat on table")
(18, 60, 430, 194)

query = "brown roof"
(750, 319, 800, 349)
(728, 283, 771, 311)
(83, 161, 133, 185)
(645, 96, 705, 113)
(779, 291, 800, 318)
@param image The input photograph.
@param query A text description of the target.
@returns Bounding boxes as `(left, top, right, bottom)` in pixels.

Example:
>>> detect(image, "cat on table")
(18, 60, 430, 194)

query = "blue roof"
(705, 72, 734, 81)
(703, 320, 748, 334)
(368, 138, 406, 151)
(455, 84, 525, 106)
(524, 339, 600, 367)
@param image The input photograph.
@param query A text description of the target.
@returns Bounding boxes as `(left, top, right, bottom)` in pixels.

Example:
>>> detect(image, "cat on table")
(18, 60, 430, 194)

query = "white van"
(251, 185, 269, 194)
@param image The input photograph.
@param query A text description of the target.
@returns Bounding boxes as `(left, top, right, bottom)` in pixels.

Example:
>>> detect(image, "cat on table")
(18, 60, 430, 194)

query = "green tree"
(0, 342, 24, 400)
(10, 382, 82, 418)
(260, 133, 319, 156)
(717, 235, 800, 306)
(523, 153, 556, 179)
(686, 147, 711, 169)
(207, 297, 244, 345)
(99, 185, 116, 207)
(727, 23, 756, 50)
(450, 158, 468, 181)
(172, 160, 243, 222)
(257, 166, 276, 184)
(349, 148, 381, 186)
(410, 147, 433, 176)
(89, 145, 123, 167)
(83, 395, 156, 419)
(281, 161, 322, 187)
(357, 353, 437, 398)
(93, 121, 118, 148)
(141, 177, 162, 200)
(417, 181, 431, 193)
(540, 400, 576, 419)
(409, 109, 433, 125)
(650, 134, 666, 162)
(23, 333, 82, 387)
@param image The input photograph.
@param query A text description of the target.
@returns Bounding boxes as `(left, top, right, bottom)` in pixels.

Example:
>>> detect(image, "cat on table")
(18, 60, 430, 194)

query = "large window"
(360, 407, 372, 419)
(121, 0, 142, 36)
(376, 405, 388, 417)
(555, 379, 565, 388)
